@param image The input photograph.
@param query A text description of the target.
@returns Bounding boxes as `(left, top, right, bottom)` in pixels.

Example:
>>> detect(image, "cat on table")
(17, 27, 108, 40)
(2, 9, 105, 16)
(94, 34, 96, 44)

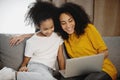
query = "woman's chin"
(66, 30, 74, 34)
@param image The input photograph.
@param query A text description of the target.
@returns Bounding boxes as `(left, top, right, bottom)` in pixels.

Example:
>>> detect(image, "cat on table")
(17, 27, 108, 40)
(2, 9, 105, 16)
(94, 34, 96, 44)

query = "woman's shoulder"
(87, 23, 95, 28)
(85, 23, 97, 31)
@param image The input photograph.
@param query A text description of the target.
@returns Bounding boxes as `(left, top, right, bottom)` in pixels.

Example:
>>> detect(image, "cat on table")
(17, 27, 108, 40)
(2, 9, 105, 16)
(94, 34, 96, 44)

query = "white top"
(25, 32, 63, 69)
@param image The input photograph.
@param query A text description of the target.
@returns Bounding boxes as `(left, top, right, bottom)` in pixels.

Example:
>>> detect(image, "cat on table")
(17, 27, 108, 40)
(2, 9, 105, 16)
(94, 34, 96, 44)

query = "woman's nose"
(66, 23, 71, 28)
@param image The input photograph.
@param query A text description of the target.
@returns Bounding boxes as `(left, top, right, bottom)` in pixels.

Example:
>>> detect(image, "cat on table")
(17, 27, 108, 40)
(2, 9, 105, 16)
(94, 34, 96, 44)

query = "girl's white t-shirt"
(25, 32, 63, 69)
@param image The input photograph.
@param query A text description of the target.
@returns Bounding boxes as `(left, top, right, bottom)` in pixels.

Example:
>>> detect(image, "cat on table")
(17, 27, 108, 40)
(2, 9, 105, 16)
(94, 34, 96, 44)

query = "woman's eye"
(61, 22, 66, 25)
(69, 19, 73, 22)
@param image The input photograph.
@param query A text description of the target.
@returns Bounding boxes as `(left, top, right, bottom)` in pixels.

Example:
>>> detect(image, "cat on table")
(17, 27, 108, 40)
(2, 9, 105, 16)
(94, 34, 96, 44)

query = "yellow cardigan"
(64, 24, 117, 80)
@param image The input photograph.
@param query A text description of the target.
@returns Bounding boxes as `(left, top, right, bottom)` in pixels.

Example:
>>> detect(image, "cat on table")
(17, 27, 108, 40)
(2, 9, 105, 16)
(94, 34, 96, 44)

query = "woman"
(10, 2, 117, 80)
(55, 2, 117, 80)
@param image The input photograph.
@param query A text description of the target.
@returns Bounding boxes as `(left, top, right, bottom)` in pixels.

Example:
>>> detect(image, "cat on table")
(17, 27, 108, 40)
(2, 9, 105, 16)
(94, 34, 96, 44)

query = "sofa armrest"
(0, 33, 26, 70)
(103, 36, 120, 78)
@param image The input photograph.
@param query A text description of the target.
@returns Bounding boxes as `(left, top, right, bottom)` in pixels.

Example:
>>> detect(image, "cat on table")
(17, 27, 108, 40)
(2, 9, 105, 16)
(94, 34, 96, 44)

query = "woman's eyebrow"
(60, 17, 72, 22)
(68, 17, 73, 20)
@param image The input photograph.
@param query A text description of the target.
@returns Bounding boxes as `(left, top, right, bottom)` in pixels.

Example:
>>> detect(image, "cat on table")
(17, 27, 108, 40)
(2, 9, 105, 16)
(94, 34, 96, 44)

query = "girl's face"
(39, 18, 54, 37)
(59, 13, 75, 34)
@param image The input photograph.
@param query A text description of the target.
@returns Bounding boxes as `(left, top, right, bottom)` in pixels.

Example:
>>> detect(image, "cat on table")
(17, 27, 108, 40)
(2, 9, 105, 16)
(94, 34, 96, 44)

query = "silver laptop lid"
(64, 53, 104, 77)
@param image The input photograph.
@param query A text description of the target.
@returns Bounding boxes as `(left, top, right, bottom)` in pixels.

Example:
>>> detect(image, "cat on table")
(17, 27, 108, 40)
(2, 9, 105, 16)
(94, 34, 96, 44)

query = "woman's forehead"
(60, 12, 72, 17)
(59, 13, 73, 20)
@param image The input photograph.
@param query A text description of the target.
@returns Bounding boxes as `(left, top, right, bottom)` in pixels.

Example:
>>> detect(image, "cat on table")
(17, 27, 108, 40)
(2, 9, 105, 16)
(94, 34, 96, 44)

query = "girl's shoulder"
(53, 32, 61, 37)
(53, 32, 63, 40)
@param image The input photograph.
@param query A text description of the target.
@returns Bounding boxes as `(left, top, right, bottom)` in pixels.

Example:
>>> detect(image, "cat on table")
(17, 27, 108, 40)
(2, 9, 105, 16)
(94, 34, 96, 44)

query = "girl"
(0, 1, 65, 80)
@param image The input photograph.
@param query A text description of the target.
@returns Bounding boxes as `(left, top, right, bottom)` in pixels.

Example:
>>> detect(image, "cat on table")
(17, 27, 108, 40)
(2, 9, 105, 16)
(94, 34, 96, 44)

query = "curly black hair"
(25, 1, 57, 30)
(56, 2, 91, 40)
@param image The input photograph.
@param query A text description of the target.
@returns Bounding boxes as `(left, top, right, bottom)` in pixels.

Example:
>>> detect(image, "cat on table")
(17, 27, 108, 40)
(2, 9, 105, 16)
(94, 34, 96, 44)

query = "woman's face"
(59, 13, 75, 34)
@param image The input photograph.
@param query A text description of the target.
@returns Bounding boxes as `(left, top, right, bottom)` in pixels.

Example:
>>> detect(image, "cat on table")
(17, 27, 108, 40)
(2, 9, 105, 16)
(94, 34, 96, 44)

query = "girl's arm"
(57, 44, 65, 70)
(9, 33, 34, 46)
(19, 56, 31, 72)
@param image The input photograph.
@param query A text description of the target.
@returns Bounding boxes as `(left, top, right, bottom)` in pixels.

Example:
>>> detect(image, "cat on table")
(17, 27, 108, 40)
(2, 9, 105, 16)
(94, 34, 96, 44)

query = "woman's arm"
(99, 50, 108, 59)
(9, 33, 34, 46)
(57, 44, 65, 70)
(87, 24, 109, 59)
(19, 56, 31, 72)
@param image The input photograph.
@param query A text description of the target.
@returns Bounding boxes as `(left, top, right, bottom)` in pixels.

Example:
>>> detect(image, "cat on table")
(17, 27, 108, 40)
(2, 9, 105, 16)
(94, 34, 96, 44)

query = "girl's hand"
(9, 35, 25, 46)
(19, 66, 28, 72)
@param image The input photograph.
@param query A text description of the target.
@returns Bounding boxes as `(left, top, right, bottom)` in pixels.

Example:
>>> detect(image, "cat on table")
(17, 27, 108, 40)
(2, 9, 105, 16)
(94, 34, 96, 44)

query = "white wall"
(0, 0, 35, 34)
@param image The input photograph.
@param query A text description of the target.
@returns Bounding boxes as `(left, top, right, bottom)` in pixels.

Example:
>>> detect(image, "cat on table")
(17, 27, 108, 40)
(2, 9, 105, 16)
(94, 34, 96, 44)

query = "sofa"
(0, 33, 120, 80)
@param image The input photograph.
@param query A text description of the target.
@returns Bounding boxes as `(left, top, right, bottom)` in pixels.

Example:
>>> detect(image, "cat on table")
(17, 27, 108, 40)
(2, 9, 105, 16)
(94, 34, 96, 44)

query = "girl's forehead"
(39, 19, 54, 28)
(41, 18, 53, 22)
(40, 18, 53, 24)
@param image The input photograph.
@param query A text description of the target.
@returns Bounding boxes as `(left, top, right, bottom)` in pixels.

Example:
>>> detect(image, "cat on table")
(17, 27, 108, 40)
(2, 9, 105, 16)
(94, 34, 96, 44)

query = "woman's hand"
(9, 34, 33, 46)
(19, 66, 28, 72)
(9, 35, 25, 46)
(100, 50, 108, 59)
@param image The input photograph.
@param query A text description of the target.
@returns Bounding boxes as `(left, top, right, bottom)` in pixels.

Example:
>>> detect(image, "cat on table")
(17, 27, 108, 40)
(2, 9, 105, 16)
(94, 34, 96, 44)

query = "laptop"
(59, 53, 104, 78)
